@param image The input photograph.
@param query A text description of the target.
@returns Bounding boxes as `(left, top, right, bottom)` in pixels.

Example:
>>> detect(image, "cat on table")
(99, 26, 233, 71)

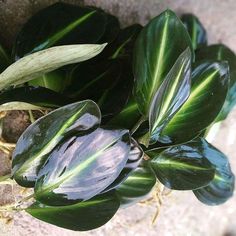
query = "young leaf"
(0, 44, 107, 90)
(193, 140, 235, 205)
(13, 3, 107, 59)
(133, 9, 193, 116)
(148, 138, 215, 190)
(158, 61, 229, 144)
(116, 162, 156, 207)
(26, 192, 119, 231)
(103, 138, 143, 192)
(0, 86, 72, 109)
(0, 42, 11, 73)
(196, 44, 236, 121)
(0, 102, 45, 111)
(34, 128, 130, 206)
(149, 47, 191, 145)
(12, 100, 101, 187)
(181, 14, 207, 50)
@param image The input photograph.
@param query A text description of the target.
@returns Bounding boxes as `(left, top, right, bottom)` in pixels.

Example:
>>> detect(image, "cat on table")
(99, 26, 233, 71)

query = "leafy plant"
(0, 3, 235, 232)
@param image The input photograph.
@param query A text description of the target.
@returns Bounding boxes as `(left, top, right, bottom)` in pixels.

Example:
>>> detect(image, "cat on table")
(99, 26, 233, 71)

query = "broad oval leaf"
(0, 44, 107, 91)
(196, 44, 236, 121)
(116, 162, 156, 207)
(26, 192, 119, 231)
(0, 86, 72, 109)
(148, 138, 215, 190)
(149, 47, 192, 145)
(103, 138, 143, 192)
(133, 9, 193, 116)
(181, 14, 207, 50)
(193, 139, 235, 205)
(158, 61, 229, 144)
(0, 42, 11, 73)
(13, 3, 107, 59)
(12, 100, 101, 187)
(34, 127, 130, 206)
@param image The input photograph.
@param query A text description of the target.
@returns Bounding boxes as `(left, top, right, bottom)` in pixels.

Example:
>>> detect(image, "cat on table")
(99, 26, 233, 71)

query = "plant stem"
(28, 110, 35, 123)
(0, 174, 11, 183)
(131, 116, 146, 134)
(18, 193, 35, 205)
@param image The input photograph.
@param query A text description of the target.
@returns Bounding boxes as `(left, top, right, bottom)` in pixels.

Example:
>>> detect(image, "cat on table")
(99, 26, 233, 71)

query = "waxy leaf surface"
(35, 128, 130, 206)
(181, 14, 207, 50)
(193, 140, 235, 205)
(0, 44, 107, 91)
(149, 48, 191, 144)
(13, 3, 107, 59)
(158, 61, 229, 144)
(196, 44, 236, 121)
(27, 192, 119, 231)
(12, 100, 101, 187)
(133, 9, 193, 116)
(116, 162, 156, 207)
(149, 138, 215, 190)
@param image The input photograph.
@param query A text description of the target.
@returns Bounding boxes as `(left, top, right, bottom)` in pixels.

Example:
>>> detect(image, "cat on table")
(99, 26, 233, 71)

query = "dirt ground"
(0, 0, 236, 236)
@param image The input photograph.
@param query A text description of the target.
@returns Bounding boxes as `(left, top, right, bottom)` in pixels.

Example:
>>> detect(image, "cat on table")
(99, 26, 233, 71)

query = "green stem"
(18, 193, 35, 205)
(0, 204, 25, 212)
(0, 174, 11, 183)
(131, 116, 146, 134)
(28, 110, 35, 123)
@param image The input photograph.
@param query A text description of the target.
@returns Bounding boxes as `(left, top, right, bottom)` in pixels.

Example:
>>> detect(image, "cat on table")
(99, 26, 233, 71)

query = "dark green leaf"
(116, 162, 156, 207)
(35, 127, 130, 206)
(181, 14, 207, 50)
(196, 44, 236, 121)
(0, 86, 72, 108)
(103, 138, 143, 192)
(108, 97, 142, 130)
(12, 100, 101, 187)
(158, 61, 229, 144)
(13, 3, 107, 59)
(26, 192, 119, 231)
(148, 138, 215, 190)
(0, 42, 11, 73)
(149, 47, 192, 145)
(65, 58, 133, 117)
(133, 9, 193, 116)
(193, 140, 235, 205)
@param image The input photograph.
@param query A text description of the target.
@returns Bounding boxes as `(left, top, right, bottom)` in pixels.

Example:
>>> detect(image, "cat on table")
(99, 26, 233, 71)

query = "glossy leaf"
(149, 47, 192, 145)
(0, 86, 72, 109)
(0, 102, 45, 111)
(35, 127, 130, 206)
(26, 192, 119, 231)
(103, 138, 143, 192)
(0, 42, 11, 73)
(12, 100, 101, 187)
(181, 14, 207, 50)
(196, 44, 236, 121)
(193, 140, 235, 205)
(116, 162, 156, 207)
(133, 9, 193, 116)
(149, 138, 215, 190)
(0, 44, 106, 91)
(158, 61, 229, 144)
(13, 3, 107, 59)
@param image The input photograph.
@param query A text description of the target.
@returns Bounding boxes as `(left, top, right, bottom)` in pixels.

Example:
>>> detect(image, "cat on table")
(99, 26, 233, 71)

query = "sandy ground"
(0, 0, 236, 236)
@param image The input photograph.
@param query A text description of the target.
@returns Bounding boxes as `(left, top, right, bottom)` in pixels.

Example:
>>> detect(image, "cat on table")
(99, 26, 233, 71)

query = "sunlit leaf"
(148, 138, 215, 190)
(196, 44, 236, 121)
(133, 9, 193, 116)
(157, 61, 229, 144)
(12, 100, 101, 187)
(0, 44, 107, 90)
(149, 47, 192, 145)
(181, 14, 207, 50)
(34, 127, 130, 206)
(193, 140, 235, 205)
(26, 192, 119, 231)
